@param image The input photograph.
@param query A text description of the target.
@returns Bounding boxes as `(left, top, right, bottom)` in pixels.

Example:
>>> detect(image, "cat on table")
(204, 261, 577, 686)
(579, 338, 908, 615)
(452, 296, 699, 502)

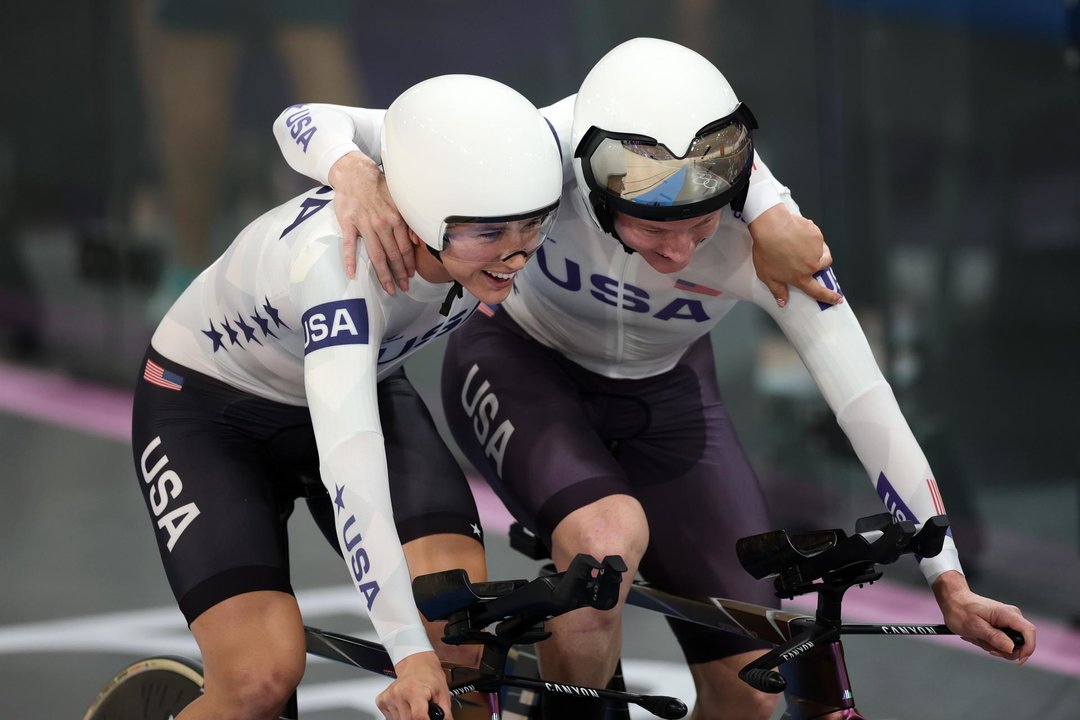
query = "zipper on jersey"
(613, 249, 631, 365)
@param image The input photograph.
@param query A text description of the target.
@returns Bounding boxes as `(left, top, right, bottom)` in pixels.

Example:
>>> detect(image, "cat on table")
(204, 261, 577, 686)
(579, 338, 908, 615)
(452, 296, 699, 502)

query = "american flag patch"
(143, 359, 185, 391)
(927, 477, 945, 515)
(674, 278, 722, 297)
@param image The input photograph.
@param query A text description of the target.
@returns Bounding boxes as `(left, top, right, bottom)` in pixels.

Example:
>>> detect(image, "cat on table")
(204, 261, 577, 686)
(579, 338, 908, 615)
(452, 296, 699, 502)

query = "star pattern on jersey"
(221, 317, 241, 346)
(334, 484, 346, 515)
(202, 299, 291, 353)
(250, 307, 278, 339)
(263, 297, 290, 330)
(235, 313, 262, 346)
(202, 321, 226, 352)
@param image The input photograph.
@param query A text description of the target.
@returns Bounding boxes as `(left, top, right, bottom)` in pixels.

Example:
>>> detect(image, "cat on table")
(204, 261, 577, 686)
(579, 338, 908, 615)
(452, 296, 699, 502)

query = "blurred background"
(1, 1, 1078, 718)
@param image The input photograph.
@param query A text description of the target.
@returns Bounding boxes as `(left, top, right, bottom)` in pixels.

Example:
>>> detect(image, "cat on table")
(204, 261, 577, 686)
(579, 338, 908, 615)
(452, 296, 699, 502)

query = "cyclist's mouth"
(482, 269, 516, 286)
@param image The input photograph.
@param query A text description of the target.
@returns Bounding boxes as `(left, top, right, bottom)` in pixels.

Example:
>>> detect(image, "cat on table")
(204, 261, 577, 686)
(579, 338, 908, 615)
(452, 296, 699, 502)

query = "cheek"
(618, 229, 657, 253)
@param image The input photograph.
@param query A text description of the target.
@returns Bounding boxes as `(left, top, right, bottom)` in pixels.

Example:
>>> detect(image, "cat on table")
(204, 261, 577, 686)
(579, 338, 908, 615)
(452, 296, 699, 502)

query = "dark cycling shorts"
(131, 347, 480, 626)
(441, 309, 776, 664)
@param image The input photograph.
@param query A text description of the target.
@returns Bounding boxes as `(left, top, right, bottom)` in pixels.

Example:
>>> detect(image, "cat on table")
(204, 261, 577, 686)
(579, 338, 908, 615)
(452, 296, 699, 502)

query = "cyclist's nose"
(499, 249, 530, 271)
(658, 233, 698, 263)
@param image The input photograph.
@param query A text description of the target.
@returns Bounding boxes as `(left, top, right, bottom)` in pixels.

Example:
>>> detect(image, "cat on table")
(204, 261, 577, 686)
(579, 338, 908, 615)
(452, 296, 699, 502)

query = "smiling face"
(439, 216, 550, 304)
(612, 210, 723, 273)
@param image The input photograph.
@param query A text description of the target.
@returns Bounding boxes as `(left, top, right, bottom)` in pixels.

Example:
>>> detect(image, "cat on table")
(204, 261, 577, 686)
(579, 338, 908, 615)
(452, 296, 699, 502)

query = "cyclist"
(132, 74, 562, 720)
(271, 38, 1036, 720)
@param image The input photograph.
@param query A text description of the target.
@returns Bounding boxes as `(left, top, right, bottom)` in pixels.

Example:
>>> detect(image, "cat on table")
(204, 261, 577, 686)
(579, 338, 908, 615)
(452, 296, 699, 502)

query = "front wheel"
(83, 656, 204, 720)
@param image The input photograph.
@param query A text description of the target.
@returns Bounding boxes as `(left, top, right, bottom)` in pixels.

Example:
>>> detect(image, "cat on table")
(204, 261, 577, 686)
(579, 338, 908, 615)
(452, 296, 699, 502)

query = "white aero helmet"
(381, 74, 563, 254)
(571, 38, 758, 236)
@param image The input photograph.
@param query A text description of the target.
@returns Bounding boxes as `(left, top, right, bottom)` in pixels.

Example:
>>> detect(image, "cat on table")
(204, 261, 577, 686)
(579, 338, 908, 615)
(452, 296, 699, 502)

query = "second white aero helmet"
(571, 38, 758, 237)
(381, 74, 563, 258)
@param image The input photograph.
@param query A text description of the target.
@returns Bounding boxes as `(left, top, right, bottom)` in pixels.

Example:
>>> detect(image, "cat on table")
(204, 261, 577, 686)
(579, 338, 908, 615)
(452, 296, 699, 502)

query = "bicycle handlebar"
(413, 552, 627, 644)
(735, 514, 950, 594)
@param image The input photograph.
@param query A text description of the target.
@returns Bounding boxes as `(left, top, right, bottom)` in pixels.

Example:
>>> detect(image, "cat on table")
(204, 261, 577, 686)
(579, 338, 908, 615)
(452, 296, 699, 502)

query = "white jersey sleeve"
(290, 240, 432, 664)
(721, 255, 963, 583)
(741, 152, 789, 224)
(273, 104, 388, 186)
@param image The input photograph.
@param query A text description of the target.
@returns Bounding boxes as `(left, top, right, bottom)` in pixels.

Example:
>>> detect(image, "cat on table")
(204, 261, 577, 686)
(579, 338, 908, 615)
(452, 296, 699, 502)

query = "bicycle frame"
(623, 581, 955, 719)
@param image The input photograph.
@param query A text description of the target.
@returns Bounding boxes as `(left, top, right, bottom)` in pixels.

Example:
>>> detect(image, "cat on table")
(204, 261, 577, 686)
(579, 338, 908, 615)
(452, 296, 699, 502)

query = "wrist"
(932, 569, 970, 604)
(328, 150, 378, 190)
(394, 650, 441, 676)
(746, 203, 791, 243)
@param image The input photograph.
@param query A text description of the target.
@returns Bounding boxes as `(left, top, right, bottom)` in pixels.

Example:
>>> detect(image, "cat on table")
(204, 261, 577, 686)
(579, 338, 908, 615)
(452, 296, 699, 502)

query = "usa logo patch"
(302, 299, 369, 354)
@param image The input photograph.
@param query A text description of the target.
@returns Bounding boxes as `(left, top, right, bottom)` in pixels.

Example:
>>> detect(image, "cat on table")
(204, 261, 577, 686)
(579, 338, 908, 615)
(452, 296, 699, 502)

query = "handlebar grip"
(738, 667, 787, 694)
(428, 701, 445, 719)
(637, 694, 689, 719)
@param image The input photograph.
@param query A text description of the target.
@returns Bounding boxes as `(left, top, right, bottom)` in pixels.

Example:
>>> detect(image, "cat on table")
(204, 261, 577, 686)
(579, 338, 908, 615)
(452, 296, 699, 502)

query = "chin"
(463, 282, 512, 306)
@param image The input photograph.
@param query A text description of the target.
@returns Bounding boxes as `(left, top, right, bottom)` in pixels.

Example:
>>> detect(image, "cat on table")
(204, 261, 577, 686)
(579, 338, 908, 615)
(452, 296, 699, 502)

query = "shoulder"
(541, 95, 576, 169)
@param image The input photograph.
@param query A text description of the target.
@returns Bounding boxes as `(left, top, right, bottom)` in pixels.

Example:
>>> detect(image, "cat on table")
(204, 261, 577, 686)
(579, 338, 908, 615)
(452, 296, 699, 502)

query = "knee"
(553, 494, 649, 570)
(211, 651, 305, 720)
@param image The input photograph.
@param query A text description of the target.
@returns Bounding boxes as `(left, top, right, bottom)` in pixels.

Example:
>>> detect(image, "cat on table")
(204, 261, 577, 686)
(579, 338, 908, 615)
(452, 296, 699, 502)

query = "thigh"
(305, 367, 484, 550)
(380, 368, 483, 544)
(616, 338, 777, 659)
(441, 311, 631, 544)
(132, 350, 298, 625)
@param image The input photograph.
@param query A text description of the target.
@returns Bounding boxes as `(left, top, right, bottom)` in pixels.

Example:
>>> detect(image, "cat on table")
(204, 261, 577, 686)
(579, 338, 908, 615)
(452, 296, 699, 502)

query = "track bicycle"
(81, 552, 687, 720)
(507, 512, 1025, 720)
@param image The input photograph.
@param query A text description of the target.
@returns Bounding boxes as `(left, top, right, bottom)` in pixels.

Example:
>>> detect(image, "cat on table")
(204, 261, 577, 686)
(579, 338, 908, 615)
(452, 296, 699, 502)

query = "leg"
(178, 591, 306, 720)
(440, 312, 641, 719)
(688, 653, 779, 720)
(541, 494, 649, 686)
(403, 533, 486, 669)
(131, 351, 315, 720)
(618, 336, 780, 720)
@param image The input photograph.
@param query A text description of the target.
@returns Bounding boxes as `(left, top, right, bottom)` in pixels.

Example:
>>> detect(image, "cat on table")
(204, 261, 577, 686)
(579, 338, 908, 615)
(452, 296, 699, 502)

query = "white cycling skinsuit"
(145, 184, 477, 665)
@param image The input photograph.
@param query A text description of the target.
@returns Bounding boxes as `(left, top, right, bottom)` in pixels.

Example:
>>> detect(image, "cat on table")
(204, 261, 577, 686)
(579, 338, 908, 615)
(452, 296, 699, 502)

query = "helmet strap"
(426, 243, 443, 263)
(439, 281, 463, 317)
(589, 190, 636, 255)
(729, 180, 751, 215)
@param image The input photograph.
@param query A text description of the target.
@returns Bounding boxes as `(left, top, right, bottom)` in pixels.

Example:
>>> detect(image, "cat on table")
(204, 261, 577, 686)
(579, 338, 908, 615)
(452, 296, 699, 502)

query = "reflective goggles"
(574, 103, 758, 221)
(439, 201, 560, 264)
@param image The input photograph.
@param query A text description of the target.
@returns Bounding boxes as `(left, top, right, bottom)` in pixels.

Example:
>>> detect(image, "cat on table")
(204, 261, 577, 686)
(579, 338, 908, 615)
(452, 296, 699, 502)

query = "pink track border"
(1, 358, 1077, 677)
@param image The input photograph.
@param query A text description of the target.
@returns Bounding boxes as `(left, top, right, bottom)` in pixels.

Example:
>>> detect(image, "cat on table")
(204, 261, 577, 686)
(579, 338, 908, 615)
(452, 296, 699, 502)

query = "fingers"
(359, 215, 414, 295)
(764, 280, 790, 308)
(392, 223, 416, 287)
(382, 222, 413, 293)
(794, 277, 843, 306)
(958, 603, 1037, 664)
(363, 235, 395, 295)
(376, 684, 451, 720)
(342, 227, 360, 280)
(818, 241, 833, 270)
(993, 608, 1037, 664)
